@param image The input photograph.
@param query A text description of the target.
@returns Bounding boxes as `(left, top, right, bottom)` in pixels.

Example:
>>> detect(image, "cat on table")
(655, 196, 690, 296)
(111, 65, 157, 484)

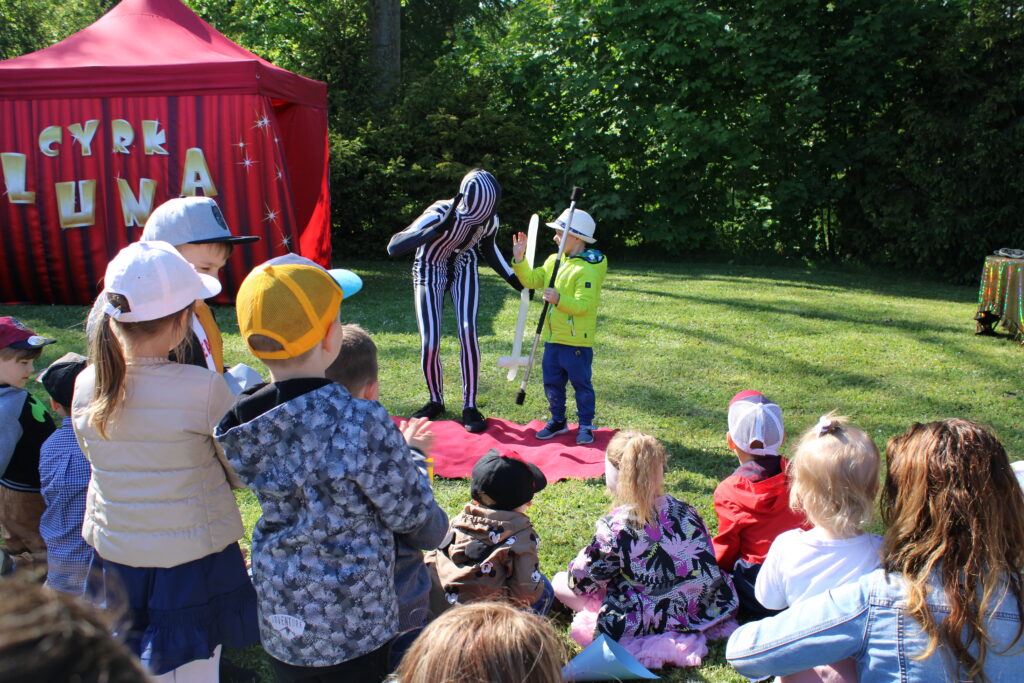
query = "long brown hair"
(87, 293, 192, 439)
(393, 601, 564, 683)
(881, 419, 1024, 680)
(607, 431, 667, 528)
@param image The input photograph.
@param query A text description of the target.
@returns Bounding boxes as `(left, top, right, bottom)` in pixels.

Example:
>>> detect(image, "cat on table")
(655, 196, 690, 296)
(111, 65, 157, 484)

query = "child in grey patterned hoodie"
(215, 258, 446, 682)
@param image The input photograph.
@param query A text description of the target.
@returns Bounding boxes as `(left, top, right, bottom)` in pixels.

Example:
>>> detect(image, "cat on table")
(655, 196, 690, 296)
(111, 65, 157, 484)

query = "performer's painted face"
(457, 169, 501, 224)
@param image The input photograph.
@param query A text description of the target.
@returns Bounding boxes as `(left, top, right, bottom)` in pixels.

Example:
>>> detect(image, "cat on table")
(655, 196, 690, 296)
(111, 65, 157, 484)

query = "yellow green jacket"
(513, 249, 608, 347)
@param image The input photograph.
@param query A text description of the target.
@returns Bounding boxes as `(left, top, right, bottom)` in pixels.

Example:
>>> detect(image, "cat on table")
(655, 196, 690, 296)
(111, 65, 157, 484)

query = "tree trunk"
(370, 0, 401, 101)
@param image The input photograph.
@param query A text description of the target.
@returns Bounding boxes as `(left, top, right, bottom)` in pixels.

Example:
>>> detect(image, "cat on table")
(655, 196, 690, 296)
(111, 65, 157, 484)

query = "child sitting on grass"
(754, 413, 882, 683)
(713, 390, 808, 618)
(391, 601, 566, 683)
(426, 450, 552, 614)
(325, 323, 448, 637)
(553, 431, 738, 668)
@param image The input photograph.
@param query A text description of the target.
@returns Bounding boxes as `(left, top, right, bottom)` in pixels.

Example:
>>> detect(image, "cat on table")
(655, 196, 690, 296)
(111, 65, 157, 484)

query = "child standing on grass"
(0, 316, 56, 573)
(511, 208, 607, 445)
(713, 390, 808, 618)
(754, 413, 882, 683)
(426, 450, 552, 614)
(37, 353, 95, 595)
(325, 323, 449, 646)
(73, 241, 258, 681)
(554, 432, 737, 661)
(214, 258, 444, 682)
(140, 196, 260, 375)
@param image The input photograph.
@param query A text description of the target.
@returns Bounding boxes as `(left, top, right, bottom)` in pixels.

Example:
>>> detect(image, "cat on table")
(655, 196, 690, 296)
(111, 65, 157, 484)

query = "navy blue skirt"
(100, 543, 259, 675)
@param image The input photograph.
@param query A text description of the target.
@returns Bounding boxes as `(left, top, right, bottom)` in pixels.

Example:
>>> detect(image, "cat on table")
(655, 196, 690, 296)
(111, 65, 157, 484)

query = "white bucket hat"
(102, 241, 221, 323)
(546, 208, 596, 243)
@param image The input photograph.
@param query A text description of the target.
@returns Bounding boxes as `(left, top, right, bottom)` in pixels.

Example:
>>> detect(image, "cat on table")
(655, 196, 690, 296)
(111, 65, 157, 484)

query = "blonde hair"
(393, 601, 564, 683)
(606, 431, 667, 528)
(882, 419, 1024, 681)
(87, 293, 192, 439)
(789, 412, 880, 538)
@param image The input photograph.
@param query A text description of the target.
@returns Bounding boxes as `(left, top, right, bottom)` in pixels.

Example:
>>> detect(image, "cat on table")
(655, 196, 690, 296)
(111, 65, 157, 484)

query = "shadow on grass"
(613, 261, 974, 304)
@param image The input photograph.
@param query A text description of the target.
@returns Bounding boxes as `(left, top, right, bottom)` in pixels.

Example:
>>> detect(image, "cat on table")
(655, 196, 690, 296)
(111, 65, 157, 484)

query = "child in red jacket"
(712, 391, 807, 618)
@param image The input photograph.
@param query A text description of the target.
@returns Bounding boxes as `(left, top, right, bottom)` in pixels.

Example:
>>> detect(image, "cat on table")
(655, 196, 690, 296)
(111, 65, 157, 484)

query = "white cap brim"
(197, 272, 222, 300)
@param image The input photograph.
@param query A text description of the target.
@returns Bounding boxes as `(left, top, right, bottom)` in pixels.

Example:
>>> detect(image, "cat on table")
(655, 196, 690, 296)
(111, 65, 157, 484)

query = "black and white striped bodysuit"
(387, 170, 520, 409)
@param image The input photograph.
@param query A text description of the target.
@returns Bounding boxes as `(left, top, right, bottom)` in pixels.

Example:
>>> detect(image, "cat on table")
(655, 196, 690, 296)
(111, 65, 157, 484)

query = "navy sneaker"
(576, 425, 595, 445)
(536, 420, 569, 440)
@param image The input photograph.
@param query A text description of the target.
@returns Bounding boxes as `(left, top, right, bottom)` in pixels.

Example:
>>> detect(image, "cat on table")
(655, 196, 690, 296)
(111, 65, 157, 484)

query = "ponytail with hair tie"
(813, 413, 842, 437)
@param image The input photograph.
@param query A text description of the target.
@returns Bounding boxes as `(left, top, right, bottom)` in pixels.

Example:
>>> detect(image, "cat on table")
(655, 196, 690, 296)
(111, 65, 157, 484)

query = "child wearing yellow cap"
(214, 257, 445, 681)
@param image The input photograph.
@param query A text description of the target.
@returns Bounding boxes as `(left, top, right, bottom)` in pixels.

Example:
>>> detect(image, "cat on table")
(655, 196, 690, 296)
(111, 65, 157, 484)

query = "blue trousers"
(542, 343, 595, 426)
(530, 574, 555, 616)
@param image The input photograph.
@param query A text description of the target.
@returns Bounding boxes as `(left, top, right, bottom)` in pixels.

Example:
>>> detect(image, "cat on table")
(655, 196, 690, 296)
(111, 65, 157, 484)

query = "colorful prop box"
(0, 0, 330, 304)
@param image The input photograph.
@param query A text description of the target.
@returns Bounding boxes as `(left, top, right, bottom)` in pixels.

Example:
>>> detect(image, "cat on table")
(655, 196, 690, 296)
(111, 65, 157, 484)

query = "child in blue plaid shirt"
(38, 353, 96, 595)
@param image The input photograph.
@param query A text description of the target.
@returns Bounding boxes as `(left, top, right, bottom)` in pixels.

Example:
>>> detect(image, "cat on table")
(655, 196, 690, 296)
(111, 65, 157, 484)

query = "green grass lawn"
(4, 258, 1020, 682)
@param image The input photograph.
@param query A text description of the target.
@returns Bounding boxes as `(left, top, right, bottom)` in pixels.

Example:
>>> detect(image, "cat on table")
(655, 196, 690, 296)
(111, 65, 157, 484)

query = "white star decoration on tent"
(237, 154, 258, 173)
(263, 204, 279, 224)
(254, 113, 271, 132)
(275, 166, 283, 182)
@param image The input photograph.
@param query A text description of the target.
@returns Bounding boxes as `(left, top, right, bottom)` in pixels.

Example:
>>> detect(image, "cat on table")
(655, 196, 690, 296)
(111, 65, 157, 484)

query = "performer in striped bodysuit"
(387, 169, 521, 432)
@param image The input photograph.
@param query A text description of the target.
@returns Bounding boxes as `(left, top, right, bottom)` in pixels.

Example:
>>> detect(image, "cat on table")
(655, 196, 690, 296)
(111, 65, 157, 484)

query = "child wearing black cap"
(37, 353, 96, 595)
(426, 450, 553, 614)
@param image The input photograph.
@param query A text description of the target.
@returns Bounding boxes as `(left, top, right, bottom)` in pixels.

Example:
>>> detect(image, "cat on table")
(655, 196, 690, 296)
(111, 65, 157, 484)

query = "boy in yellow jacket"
(512, 208, 607, 444)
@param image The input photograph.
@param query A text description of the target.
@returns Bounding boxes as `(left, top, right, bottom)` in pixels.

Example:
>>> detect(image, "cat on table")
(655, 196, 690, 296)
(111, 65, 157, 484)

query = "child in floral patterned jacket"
(553, 431, 738, 668)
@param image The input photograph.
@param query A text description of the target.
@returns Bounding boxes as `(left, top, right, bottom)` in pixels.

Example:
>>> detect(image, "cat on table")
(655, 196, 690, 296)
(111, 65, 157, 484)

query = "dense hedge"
(3, 0, 1021, 282)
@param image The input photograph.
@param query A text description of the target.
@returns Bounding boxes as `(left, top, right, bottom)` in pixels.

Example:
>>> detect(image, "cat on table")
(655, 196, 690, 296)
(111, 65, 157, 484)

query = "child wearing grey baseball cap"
(141, 197, 259, 380)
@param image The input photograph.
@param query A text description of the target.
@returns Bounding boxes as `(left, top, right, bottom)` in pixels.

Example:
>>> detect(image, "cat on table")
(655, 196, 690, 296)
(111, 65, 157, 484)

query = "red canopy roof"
(0, 0, 325, 107)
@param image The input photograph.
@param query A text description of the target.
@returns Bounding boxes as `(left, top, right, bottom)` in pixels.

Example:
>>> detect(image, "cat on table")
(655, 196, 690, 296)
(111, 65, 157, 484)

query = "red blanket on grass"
(391, 416, 614, 481)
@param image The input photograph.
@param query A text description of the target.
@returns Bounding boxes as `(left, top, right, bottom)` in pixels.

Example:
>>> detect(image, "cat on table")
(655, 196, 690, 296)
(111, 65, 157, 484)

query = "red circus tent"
(0, 0, 330, 304)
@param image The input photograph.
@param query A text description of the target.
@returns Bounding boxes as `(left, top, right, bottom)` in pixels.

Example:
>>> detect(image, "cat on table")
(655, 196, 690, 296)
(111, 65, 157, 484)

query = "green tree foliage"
(0, 0, 104, 60)
(3, 0, 1020, 280)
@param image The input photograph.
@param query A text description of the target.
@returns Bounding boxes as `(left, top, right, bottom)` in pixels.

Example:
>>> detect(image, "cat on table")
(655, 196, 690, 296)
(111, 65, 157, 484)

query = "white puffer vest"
(72, 359, 243, 567)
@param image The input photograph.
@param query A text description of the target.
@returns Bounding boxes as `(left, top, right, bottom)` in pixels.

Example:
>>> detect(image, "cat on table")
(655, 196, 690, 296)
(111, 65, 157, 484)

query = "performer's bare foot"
(462, 407, 487, 433)
(412, 401, 445, 420)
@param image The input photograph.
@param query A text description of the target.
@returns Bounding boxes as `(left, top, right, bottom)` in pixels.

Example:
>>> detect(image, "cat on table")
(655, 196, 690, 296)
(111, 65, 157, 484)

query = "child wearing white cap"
(511, 207, 608, 445)
(712, 390, 808, 618)
(74, 241, 258, 679)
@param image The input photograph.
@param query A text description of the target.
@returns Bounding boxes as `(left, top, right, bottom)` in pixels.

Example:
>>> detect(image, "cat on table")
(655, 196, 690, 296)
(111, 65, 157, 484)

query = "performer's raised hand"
(512, 232, 528, 262)
(400, 416, 436, 454)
